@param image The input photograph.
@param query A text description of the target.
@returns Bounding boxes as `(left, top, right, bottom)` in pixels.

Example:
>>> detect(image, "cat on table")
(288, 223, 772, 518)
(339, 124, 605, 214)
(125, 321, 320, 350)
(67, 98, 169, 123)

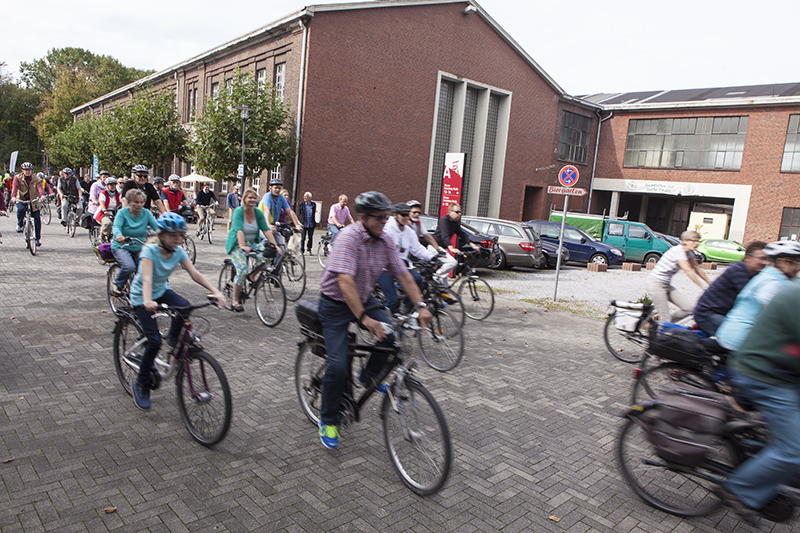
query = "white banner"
(9, 151, 19, 172)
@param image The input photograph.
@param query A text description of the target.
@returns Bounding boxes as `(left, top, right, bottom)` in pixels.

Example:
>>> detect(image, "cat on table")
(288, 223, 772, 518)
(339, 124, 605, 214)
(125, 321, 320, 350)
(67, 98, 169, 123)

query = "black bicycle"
(295, 300, 452, 495)
(449, 249, 494, 321)
(63, 195, 82, 237)
(18, 199, 38, 256)
(603, 300, 656, 363)
(113, 297, 232, 446)
(317, 231, 332, 267)
(217, 250, 286, 327)
(274, 224, 306, 302)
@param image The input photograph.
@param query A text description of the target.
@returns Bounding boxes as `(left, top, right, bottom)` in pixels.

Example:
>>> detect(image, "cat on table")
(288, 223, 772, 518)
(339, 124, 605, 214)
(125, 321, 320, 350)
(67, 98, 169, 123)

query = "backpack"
(643, 385, 728, 468)
(648, 325, 710, 370)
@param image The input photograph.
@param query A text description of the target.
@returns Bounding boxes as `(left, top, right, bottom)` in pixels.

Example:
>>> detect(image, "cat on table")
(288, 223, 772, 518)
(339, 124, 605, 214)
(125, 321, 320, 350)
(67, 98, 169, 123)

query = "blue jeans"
(133, 289, 189, 387)
(725, 369, 800, 509)
(327, 224, 341, 242)
(112, 248, 140, 289)
(376, 270, 423, 314)
(318, 295, 394, 426)
(16, 202, 42, 240)
(694, 310, 725, 336)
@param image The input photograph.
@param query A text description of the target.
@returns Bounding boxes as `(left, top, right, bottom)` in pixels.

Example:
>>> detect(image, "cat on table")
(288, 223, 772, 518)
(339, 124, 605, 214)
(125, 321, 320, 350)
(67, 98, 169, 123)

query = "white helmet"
(764, 240, 800, 258)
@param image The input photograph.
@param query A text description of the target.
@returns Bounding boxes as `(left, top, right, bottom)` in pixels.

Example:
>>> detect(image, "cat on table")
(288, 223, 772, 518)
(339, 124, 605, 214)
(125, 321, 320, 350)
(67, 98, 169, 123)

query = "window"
(186, 83, 198, 119)
(210, 82, 220, 99)
(607, 223, 624, 237)
(270, 164, 281, 182)
(557, 111, 591, 164)
(781, 115, 800, 173)
(628, 226, 649, 239)
(779, 207, 800, 240)
(225, 78, 233, 95)
(221, 181, 228, 194)
(623, 116, 748, 170)
(252, 177, 260, 190)
(257, 69, 267, 92)
(274, 63, 285, 101)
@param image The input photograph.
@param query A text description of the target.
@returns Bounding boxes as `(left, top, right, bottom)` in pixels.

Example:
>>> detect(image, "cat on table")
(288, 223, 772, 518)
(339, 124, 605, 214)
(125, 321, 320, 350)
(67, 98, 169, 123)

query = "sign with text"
(439, 152, 465, 218)
(548, 186, 587, 196)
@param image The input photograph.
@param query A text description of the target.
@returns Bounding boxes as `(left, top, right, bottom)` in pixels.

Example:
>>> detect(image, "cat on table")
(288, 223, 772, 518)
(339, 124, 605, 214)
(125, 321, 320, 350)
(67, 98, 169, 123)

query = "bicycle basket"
(97, 243, 115, 262)
(644, 385, 728, 468)
(648, 326, 710, 370)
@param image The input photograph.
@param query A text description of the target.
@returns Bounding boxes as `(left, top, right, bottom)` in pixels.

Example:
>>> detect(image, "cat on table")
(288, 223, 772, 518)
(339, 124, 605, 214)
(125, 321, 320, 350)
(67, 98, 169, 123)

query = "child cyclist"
(129, 212, 227, 411)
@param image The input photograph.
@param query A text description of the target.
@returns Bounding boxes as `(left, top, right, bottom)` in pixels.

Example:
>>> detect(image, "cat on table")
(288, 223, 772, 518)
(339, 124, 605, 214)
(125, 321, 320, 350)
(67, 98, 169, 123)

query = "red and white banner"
(439, 152, 464, 218)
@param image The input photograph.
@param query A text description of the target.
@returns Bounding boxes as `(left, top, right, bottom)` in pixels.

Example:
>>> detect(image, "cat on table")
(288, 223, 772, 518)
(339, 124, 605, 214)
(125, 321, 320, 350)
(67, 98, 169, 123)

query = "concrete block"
(622, 263, 641, 272)
(587, 263, 607, 272)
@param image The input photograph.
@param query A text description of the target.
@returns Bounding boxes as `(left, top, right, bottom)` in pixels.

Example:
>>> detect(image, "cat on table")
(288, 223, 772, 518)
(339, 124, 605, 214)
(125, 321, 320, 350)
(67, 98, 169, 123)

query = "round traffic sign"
(558, 165, 579, 187)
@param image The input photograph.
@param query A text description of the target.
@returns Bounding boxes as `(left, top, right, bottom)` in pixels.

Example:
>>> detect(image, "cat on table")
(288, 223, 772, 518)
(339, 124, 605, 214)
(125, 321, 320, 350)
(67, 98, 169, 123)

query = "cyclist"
(128, 212, 227, 411)
(94, 177, 121, 239)
(121, 164, 166, 214)
(226, 188, 279, 312)
(152, 176, 166, 195)
(645, 230, 709, 323)
(715, 241, 800, 351)
(110, 189, 159, 296)
(87, 171, 109, 221)
(406, 199, 438, 250)
(719, 281, 800, 525)
(316, 191, 432, 449)
(434, 203, 481, 289)
(11, 162, 45, 247)
(693, 241, 768, 335)
(57, 167, 83, 227)
(377, 202, 438, 314)
(161, 175, 189, 213)
(194, 181, 218, 228)
(258, 177, 301, 248)
(326, 194, 354, 243)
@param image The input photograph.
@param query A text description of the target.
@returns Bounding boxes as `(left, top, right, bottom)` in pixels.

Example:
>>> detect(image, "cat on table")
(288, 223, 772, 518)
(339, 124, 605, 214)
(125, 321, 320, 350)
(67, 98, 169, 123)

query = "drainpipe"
(291, 17, 309, 208)
(587, 109, 612, 212)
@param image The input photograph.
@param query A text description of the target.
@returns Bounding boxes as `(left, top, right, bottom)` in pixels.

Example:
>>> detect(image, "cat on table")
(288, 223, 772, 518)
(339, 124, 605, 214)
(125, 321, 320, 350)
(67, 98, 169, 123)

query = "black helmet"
(392, 202, 411, 215)
(21, 162, 34, 170)
(269, 177, 283, 187)
(355, 191, 392, 214)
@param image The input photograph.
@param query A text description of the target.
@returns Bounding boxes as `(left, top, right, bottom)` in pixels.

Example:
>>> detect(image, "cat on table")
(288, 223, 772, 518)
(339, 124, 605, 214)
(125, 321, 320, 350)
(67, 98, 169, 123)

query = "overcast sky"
(4, 0, 797, 96)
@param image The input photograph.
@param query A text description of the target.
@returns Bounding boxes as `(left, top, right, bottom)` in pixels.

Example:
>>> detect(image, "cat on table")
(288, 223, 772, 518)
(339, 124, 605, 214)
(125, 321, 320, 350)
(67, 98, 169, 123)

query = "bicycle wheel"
(107, 264, 130, 314)
(417, 309, 464, 372)
(207, 219, 213, 245)
(254, 274, 286, 327)
(176, 349, 232, 447)
(113, 316, 146, 396)
(89, 225, 101, 249)
(23, 218, 32, 250)
(67, 211, 76, 237)
(217, 261, 236, 302)
(182, 235, 196, 264)
(603, 315, 649, 364)
(317, 240, 329, 267)
(27, 219, 36, 256)
(616, 408, 735, 517)
(381, 380, 452, 495)
(437, 289, 465, 328)
(631, 363, 715, 405)
(281, 255, 306, 302)
(456, 277, 494, 321)
(295, 342, 326, 425)
(41, 201, 51, 225)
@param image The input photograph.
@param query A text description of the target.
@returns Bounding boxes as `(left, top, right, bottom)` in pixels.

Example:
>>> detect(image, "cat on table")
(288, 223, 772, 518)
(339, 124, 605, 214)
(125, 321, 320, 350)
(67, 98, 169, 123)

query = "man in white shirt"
(377, 203, 438, 313)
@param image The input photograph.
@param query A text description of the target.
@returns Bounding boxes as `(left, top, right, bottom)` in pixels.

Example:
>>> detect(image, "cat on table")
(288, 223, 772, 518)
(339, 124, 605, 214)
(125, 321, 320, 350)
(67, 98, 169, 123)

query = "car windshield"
(564, 228, 585, 241)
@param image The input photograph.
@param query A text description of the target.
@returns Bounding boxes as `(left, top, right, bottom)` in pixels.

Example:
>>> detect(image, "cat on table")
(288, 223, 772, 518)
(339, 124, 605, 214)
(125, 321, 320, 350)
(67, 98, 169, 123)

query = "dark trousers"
(376, 270, 423, 314)
(16, 202, 42, 240)
(301, 226, 315, 252)
(133, 289, 189, 387)
(319, 295, 393, 426)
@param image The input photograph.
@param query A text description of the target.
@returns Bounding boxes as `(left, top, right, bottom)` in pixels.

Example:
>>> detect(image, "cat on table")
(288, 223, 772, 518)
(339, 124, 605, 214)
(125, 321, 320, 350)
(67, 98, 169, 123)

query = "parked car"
(696, 239, 746, 263)
(460, 216, 545, 270)
(526, 220, 624, 266)
(416, 215, 498, 268)
(539, 240, 570, 269)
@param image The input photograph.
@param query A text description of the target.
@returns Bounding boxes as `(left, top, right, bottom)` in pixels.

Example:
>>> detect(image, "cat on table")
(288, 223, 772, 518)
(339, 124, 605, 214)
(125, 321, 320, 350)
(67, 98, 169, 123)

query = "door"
(625, 224, 655, 262)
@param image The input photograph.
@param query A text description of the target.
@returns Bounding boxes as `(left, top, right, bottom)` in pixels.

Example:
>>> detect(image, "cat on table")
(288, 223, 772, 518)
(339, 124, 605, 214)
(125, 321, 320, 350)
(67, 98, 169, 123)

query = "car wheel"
(644, 253, 660, 268)
(698, 253, 707, 263)
(489, 249, 506, 270)
(589, 253, 608, 266)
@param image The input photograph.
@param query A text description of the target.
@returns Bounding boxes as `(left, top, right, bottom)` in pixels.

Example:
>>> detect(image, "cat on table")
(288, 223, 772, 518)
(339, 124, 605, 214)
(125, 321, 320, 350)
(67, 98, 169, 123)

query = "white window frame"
(274, 63, 286, 102)
(221, 180, 228, 194)
(257, 69, 267, 92)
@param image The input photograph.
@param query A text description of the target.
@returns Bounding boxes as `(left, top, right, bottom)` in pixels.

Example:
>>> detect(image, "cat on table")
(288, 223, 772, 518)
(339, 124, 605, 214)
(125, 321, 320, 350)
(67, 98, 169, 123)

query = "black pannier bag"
(643, 385, 728, 468)
(648, 326, 710, 370)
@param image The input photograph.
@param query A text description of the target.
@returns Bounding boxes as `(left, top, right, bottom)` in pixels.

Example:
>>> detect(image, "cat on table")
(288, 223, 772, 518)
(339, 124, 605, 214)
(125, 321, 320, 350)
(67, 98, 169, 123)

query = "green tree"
(0, 63, 41, 169)
(46, 114, 97, 170)
(189, 70, 295, 182)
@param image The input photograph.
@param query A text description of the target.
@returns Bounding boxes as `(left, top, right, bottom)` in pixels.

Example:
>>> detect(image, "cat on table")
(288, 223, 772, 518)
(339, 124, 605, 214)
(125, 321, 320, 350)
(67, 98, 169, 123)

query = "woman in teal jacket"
(226, 188, 279, 312)
(111, 188, 159, 294)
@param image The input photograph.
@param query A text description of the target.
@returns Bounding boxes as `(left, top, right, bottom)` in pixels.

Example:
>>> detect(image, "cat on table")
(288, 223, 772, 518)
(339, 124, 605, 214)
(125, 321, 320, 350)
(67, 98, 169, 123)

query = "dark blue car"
(525, 220, 625, 266)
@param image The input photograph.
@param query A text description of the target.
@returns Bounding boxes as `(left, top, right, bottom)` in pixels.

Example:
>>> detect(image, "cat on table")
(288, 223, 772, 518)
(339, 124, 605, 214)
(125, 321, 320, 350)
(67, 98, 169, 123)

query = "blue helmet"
(157, 212, 188, 233)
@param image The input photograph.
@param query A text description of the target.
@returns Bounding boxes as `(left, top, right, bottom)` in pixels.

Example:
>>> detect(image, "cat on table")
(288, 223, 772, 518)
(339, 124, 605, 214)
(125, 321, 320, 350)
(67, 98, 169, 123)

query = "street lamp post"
(237, 105, 254, 191)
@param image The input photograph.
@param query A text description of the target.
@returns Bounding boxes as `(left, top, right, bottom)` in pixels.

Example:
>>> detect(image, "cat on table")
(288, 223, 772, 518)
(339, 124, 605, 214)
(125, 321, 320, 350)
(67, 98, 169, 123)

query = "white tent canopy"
(180, 173, 215, 183)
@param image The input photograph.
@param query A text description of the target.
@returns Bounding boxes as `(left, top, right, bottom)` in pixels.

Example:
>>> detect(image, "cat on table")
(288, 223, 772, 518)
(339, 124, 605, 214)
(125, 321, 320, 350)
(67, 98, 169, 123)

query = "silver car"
(461, 216, 545, 269)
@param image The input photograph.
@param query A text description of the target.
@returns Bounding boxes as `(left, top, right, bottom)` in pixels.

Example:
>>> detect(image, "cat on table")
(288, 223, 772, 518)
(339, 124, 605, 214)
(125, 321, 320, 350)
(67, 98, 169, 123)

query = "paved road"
(0, 215, 781, 532)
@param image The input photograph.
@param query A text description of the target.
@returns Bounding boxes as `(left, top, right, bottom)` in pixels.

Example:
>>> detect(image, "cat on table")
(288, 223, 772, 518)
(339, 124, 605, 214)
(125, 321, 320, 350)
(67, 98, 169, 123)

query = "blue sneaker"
(359, 372, 389, 394)
(131, 380, 151, 411)
(319, 420, 339, 449)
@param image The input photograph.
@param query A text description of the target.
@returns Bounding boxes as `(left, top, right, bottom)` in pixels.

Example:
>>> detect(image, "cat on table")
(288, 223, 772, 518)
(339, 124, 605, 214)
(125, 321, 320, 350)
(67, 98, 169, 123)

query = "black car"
(416, 215, 498, 268)
(539, 240, 570, 269)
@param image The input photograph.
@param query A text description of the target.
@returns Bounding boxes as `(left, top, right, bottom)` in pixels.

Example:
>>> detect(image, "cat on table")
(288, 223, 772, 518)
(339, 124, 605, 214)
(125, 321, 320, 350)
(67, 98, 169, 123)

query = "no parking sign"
(558, 165, 579, 187)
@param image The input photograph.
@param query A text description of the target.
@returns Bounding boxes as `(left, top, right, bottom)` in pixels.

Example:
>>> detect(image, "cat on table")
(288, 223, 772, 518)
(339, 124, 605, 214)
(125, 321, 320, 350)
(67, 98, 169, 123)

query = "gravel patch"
(482, 264, 727, 319)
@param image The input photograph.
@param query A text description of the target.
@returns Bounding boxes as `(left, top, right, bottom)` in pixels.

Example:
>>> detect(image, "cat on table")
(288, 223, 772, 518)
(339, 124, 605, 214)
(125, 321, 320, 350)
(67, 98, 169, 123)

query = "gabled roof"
(582, 82, 800, 110)
(72, 0, 566, 114)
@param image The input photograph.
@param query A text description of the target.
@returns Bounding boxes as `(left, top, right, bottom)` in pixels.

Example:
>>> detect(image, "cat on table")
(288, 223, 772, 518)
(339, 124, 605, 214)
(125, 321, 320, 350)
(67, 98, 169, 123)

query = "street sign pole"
(553, 195, 569, 302)
(552, 165, 581, 302)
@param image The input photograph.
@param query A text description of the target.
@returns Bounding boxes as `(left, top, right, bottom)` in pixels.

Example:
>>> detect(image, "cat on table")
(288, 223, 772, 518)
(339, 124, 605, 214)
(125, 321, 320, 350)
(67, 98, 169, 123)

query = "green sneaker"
(319, 421, 339, 449)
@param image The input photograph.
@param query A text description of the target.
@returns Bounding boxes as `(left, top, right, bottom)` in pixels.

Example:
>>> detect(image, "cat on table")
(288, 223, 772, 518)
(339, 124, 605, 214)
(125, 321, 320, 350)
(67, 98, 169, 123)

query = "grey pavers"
(0, 214, 785, 532)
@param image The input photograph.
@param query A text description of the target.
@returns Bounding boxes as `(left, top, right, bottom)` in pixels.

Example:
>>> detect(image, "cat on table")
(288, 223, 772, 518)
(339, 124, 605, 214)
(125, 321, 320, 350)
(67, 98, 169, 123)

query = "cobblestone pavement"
(0, 215, 788, 532)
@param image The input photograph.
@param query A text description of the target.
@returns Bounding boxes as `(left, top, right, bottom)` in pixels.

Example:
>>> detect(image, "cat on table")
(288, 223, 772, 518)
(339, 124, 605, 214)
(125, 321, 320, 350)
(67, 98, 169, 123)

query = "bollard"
(622, 262, 641, 272)
(587, 263, 608, 272)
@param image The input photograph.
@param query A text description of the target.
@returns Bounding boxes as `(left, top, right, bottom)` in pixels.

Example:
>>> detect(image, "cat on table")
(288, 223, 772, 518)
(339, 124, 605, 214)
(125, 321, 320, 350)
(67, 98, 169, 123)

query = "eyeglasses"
(135, 173, 148, 178)
(397, 213, 410, 218)
(410, 210, 421, 215)
(452, 210, 462, 214)
(367, 214, 390, 222)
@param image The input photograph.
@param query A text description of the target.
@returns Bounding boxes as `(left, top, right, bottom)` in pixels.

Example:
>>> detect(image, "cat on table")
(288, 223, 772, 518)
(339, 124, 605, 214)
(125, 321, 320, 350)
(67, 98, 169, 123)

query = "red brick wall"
(299, 3, 586, 220)
(595, 106, 800, 242)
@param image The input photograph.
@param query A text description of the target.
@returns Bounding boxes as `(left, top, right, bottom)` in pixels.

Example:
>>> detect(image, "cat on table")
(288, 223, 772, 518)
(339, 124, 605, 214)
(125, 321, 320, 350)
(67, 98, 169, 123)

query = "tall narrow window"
(428, 81, 455, 211)
(477, 95, 500, 217)
(460, 87, 479, 208)
(270, 164, 281, 182)
(557, 111, 591, 164)
(274, 63, 286, 101)
(210, 82, 219, 99)
(781, 115, 800, 173)
(780, 207, 800, 240)
(221, 180, 228, 194)
(257, 69, 267, 92)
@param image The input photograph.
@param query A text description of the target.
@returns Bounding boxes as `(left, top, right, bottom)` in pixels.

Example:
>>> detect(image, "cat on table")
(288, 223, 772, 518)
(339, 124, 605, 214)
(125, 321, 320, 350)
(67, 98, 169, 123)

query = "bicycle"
(616, 387, 795, 524)
(40, 194, 54, 225)
(603, 300, 656, 363)
(412, 257, 465, 328)
(112, 297, 232, 446)
(106, 237, 147, 314)
(448, 249, 494, 321)
(17, 199, 38, 256)
(217, 250, 286, 327)
(274, 224, 306, 302)
(89, 209, 116, 250)
(295, 300, 452, 495)
(195, 205, 215, 244)
(317, 231, 332, 267)
(63, 195, 82, 237)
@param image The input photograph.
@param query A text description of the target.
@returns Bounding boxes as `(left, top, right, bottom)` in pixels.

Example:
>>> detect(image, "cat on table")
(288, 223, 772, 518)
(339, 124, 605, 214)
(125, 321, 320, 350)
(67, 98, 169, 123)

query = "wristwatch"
(415, 302, 428, 310)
